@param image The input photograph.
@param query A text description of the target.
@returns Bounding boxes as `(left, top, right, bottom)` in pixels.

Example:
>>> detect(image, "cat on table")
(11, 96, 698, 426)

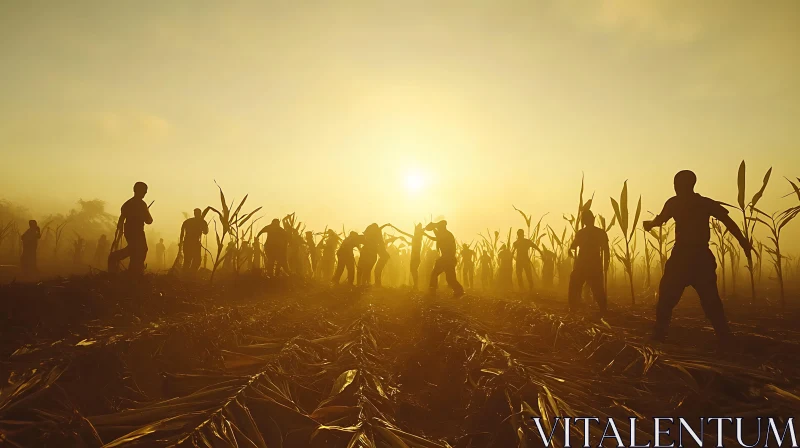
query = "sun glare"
(404, 170, 425, 193)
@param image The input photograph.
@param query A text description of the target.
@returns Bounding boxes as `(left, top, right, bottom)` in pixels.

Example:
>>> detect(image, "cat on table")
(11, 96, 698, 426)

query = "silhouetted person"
(460, 244, 475, 289)
(541, 248, 556, 288)
(372, 225, 391, 287)
(155, 238, 166, 269)
(305, 231, 319, 274)
(479, 251, 493, 289)
(497, 244, 513, 291)
(358, 223, 391, 286)
(644, 170, 751, 345)
(568, 211, 609, 313)
(391, 223, 425, 290)
(320, 229, 340, 280)
(512, 229, 538, 292)
(425, 221, 464, 298)
(20, 220, 41, 275)
(358, 225, 379, 286)
(94, 234, 109, 267)
(108, 182, 153, 274)
(179, 208, 209, 275)
(258, 219, 289, 277)
(286, 222, 304, 275)
(333, 231, 362, 285)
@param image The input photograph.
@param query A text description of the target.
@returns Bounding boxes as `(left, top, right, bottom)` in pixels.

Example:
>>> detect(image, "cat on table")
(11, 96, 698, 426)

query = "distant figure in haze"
(644, 170, 751, 346)
(479, 251, 493, 289)
(568, 210, 609, 313)
(108, 182, 153, 274)
(20, 220, 41, 275)
(179, 208, 209, 275)
(460, 244, 475, 289)
(305, 231, 319, 275)
(512, 229, 538, 293)
(155, 238, 166, 269)
(372, 225, 391, 287)
(497, 244, 513, 291)
(319, 229, 340, 280)
(258, 219, 289, 277)
(390, 223, 425, 290)
(333, 231, 362, 285)
(359, 223, 391, 286)
(94, 234, 109, 267)
(424, 221, 464, 298)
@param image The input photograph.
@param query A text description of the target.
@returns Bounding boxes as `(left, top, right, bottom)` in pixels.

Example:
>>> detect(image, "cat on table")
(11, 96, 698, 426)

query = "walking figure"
(390, 223, 425, 290)
(425, 221, 464, 298)
(108, 182, 153, 274)
(20, 220, 41, 275)
(359, 223, 391, 286)
(644, 170, 751, 345)
(568, 210, 609, 313)
(479, 250, 493, 289)
(155, 238, 166, 269)
(332, 231, 362, 285)
(460, 244, 475, 289)
(258, 219, 289, 277)
(305, 231, 320, 275)
(512, 229, 538, 292)
(319, 229, 340, 280)
(179, 208, 209, 276)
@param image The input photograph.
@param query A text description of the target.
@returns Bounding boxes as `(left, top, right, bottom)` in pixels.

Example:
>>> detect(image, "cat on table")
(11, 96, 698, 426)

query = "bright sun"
(404, 171, 425, 193)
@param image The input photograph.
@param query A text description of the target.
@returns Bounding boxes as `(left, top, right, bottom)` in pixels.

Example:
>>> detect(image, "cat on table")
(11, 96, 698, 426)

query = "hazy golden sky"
(1, 1, 798, 250)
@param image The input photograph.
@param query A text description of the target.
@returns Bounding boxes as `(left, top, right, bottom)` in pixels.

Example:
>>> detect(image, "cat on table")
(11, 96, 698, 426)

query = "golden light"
(404, 170, 426, 194)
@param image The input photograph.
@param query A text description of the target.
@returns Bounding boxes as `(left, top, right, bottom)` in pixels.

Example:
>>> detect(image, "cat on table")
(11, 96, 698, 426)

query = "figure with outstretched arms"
(643, 170, 751, 346)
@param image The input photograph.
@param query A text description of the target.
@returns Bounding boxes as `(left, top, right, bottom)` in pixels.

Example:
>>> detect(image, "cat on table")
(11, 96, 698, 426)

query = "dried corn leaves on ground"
(1, 275, 799, 447)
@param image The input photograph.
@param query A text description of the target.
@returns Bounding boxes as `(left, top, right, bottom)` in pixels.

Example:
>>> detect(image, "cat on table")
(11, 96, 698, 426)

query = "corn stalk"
(206, 182, 262, 285)
(610, 181, 642, 305)
(748, 197, 799, 308)
(711, 219, 730, 299)
(735, 160, 771, 301)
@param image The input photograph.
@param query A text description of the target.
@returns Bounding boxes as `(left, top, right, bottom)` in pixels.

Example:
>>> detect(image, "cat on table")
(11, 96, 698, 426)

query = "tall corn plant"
(640, 229, 655, 290)
(726, 235, 741, 298)
(749, 191, 799, 307)
(645, 216, 673, 278)
(610, 181, 642, 305)
(206, 182, 262, 285)
(754, 240, 764, 286)
(597, 214, 616, 292)
(735, 161, 771, 301)
(711, 219, 730, 299)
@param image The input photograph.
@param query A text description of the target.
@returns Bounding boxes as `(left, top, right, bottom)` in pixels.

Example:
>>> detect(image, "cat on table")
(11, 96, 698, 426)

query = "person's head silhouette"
(517, 229, 525, 239)
(194, 208, 202, 218)
(674, 170, 696, 196)
(581, 210, 595, 227)
(29, 220, 38, 229)
(133, 182, 148, 199)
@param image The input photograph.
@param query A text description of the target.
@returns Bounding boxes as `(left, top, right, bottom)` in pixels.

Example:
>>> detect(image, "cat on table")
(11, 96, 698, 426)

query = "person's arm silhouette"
(643, 200, 673, 232)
